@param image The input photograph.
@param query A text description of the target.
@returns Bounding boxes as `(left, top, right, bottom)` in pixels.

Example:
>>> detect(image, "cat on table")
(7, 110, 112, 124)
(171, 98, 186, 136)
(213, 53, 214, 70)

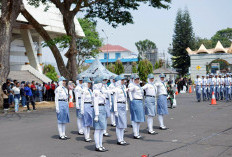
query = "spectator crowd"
(1, 79, 57, 113)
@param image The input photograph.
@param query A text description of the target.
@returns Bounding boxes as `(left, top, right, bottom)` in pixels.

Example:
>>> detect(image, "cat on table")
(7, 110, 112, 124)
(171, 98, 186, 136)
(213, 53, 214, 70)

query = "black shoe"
(117, 141, 126, 145)
(95, 147, 106, 152)
(133, 136, 141, 139)
(64, 136, 70, 139)
(101, 147, 108, 151)
(159, 127, 168, 130)
(111, 124, 116, 127)
(148, 131, 158, 135)
(103, 133, 109, 137)
(59, 136, 66, 140)
(33, 108, 37, 111)
(78, 132, 84, 135)
(85, 138, 92, 142)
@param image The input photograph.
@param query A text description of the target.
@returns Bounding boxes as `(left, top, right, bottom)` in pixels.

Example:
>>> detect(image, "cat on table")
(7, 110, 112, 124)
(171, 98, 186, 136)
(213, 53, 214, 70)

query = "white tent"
(79, 59, 117, 78)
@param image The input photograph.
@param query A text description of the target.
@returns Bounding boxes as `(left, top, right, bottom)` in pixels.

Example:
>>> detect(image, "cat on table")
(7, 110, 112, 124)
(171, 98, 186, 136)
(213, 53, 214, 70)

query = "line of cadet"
(194, 73, 232, 102)
(54, 73, 169, 152)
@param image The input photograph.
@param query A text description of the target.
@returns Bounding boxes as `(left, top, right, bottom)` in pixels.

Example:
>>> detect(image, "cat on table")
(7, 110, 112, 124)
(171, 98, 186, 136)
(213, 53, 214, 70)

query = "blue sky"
(43, 0, 232, 64)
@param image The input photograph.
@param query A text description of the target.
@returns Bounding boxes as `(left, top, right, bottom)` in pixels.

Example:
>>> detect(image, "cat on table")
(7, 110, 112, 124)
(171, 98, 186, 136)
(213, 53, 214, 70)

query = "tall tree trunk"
(62, 13, 78, 81)
(0, 0, 22, 107)
(20, 5, 71, 79)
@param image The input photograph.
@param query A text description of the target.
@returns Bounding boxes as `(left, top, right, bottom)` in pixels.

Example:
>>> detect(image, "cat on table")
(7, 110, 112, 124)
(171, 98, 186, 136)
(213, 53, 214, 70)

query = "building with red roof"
(85, 44, 138, 74)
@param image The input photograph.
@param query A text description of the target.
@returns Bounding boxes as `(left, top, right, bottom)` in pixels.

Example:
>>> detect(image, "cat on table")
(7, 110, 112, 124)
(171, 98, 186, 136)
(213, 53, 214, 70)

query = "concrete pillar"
(20, 29, 42, 73)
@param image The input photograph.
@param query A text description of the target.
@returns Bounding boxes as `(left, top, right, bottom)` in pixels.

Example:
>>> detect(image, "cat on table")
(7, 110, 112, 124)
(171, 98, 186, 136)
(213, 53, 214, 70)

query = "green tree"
(132, 62, 138, 73)
(135, 39, 157, 60)
(23, 0, 171, 80)
(43, 18, 102, 72)
(154, 59, 164, 69)
(107, 63, 115, 73)
(193, 37, 213, 49)
(43, 64, 58, 82)
(211, 28, 232, 47)
(171, 9, 195, 76)
(114, 60, 125, 75)
(138, 59, 153, 82)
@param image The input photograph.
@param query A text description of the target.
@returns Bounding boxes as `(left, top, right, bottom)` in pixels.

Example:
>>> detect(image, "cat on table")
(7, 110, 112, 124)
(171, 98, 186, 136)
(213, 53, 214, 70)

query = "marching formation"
(54, 73, 171, 152)
(194, 73, 232, 102)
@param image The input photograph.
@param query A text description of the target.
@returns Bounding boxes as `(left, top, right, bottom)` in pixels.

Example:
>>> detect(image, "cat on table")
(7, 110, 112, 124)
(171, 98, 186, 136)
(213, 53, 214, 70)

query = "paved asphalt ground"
(1, 93, 232, 157)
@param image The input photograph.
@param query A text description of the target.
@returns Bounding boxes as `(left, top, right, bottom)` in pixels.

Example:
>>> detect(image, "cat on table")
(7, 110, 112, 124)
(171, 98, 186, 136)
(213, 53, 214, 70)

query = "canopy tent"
(79, 58, 117, 78)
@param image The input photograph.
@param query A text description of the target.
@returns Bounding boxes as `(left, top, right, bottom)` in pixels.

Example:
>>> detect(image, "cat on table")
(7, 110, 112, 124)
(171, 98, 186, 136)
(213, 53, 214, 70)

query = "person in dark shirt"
(24, 82, 36, 112)
(2, 79, 11, 112)
(167, 85, 175, 109)
(50, 81, 56, 101)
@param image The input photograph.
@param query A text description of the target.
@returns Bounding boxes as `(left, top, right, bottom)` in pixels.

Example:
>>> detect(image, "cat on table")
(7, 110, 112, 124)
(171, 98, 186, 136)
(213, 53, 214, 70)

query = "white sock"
(147, 116, 153, 132)
(120, 129, 124, 142)
(158, 115, 164, 128)
(84, 127, 88, 139)
(94, 130, 100, 148)
(111, 113, 115, 125)
(99, 130, 104, 147)
(137, 122, 140, 136)
(62, 124, 66, 137)
(116, 128, 121, 142)
(87, 127, 90, 139)
(77, 118, 83, 133)
(103, 129, 107, 134)
(58, 124, 63, 137)
(132, 121, 138, 136)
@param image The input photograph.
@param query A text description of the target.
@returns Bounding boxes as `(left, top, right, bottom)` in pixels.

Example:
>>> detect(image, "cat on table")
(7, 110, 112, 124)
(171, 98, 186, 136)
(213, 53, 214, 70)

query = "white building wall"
(190, 53, 232, 79)
(97, 51, 131, 59)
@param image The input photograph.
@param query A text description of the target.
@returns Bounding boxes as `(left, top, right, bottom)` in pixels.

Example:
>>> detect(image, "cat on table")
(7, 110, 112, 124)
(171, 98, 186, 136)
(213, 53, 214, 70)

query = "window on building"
(115, 53, 121, 59)
(104, 53, 109, 59)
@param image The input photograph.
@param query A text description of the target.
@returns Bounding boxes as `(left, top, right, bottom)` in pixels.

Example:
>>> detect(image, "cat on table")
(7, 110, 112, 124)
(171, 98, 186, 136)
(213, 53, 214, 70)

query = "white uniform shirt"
(113, 85, 128, 112)
(225, 77, 231, 86)
(55, 85, 68, 111)
(215, 78, 220, 86)
(142, 83, 157, 96)
(128, 84, 143, 100)
(155, 81, 167, 96)
(195, 78, 202, 86)
(12, 87, 20, 95)
(208, 78, 215, 86)
(128, 82, 134, 101)
(202, 78, 207, 86)
(220, 78, 224, 85)
(74, 84, 83, 109)
(93, 89, 106, 116)
(81, 88, 93, 113)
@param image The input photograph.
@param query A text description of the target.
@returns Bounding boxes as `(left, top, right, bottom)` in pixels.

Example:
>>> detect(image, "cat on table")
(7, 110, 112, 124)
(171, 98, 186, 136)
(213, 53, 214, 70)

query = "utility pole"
(102, 29, 109, 67)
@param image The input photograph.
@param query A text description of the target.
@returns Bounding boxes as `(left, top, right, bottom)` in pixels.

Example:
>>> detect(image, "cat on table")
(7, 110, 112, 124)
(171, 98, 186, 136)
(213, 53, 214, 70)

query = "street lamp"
(102, 29, 109, 66)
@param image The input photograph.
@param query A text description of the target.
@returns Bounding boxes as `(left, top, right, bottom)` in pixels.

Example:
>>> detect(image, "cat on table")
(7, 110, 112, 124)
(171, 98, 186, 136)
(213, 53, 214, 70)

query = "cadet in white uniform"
(113, 75, 129, 145)
(108, 75, 116, 127)
(202, 75, 207, 101)
(206, 74, 210, 100)
(225, 73, 231, 101)
(215, 74, 220, 101)
(74, 76, 84, 135)
(80, 78, 94, 142)
(142, 74, 158, 134)
(128, 74, 135, 127)
(93, 77, 108, 152)
(209, 74, 216, 98)
(219, 74, 224, 100)
(128, 75, 145, 139)
(155, 74, 169, 130)
(55, 76, 70, 140)
(195, 74, 202, 102)
(101, 76, 111, 136)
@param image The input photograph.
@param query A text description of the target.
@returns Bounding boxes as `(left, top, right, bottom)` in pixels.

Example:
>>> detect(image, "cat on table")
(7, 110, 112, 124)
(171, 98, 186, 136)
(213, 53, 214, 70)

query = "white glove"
(94, 116, 99, 122)
(81, 110, 84, 115)
(201, 88, 202, 91)
(115, 111, 119, 117)
(56, 108, 60, 113)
